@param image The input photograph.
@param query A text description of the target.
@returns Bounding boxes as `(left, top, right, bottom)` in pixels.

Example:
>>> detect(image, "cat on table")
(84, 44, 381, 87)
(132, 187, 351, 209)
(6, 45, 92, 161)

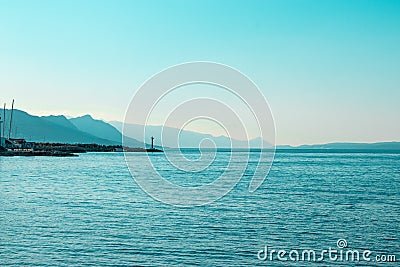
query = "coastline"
(0, 142, 163, 157)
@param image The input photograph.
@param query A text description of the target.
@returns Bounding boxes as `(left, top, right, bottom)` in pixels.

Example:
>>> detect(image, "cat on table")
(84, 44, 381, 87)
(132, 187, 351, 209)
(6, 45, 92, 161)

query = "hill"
(1, 109, 143, 147)
(2, 109, 114, 144)
(70, 115, 143, 148)
(3, 109, 398, 150)
(295, 142, 400, 150)
(109, 121, 272, 148)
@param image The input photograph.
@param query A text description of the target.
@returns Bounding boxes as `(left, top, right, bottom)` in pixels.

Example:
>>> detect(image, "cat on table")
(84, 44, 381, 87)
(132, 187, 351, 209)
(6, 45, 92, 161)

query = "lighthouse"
(146, 136, 163, 152)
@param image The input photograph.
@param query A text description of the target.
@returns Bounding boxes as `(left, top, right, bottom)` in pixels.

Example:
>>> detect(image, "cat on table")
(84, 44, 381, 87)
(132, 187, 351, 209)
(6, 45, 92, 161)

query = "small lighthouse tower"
(146, 136, 163, 153)
(0, 115, 3, 148)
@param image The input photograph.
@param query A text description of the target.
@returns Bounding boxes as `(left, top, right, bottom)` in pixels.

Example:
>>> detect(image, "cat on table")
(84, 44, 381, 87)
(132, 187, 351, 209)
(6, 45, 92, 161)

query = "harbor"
(0, 100, 163, 157)
(0, 100, 76, 156)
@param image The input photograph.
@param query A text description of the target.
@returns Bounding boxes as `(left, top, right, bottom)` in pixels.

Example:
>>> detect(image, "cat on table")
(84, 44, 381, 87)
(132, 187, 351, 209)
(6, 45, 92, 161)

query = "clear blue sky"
(1, 0, 399, 145)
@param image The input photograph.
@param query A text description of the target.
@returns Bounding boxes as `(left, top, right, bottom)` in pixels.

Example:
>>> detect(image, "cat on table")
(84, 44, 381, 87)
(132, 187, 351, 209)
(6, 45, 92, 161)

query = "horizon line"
(2, 107, 399, 147)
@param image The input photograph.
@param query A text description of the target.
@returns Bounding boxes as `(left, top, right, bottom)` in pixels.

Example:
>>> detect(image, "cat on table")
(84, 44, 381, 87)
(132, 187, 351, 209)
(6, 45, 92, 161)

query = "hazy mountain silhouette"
(2, 109, 399, 150)
(70, 115, 143, 148)
(294, 142, 400, 150)
(2, 110, 114, 144)
(109, 121, 273, 148)
(42, 115, 79, 130)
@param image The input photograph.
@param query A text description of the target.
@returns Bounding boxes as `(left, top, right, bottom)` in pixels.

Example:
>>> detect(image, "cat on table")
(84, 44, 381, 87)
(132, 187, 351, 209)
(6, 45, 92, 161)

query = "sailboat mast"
(2, 103, 5, 140)
(8, 99, 14, 139)
(0, 104, 2, 146)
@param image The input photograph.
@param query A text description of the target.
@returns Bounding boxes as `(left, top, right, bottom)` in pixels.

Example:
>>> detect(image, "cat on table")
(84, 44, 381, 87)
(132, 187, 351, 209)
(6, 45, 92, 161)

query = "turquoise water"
(1, 151, 399, 266)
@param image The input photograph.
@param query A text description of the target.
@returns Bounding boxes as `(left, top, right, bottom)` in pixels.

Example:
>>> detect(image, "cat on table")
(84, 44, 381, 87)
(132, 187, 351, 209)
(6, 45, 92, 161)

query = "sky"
(0, 0, 399, 145)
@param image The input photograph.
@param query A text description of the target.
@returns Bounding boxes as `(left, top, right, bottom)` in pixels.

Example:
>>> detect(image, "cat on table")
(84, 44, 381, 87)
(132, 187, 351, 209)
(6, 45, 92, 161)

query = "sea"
(1, 150, 399, 266)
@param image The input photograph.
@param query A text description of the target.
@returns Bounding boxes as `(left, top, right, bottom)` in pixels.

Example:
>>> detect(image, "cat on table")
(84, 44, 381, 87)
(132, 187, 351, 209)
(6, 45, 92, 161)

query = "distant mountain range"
(1, 109, 142, 147)
(281, 142, 400, 150)
(2, 110, 112, 144)
(109, 121, 271, 148)
(1, 109, 399, 150)
(68, 115, 143, 147)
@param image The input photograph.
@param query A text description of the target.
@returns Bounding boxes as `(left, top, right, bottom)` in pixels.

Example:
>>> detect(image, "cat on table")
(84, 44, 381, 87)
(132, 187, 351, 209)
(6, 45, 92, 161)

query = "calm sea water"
(1, 151, 399, 266)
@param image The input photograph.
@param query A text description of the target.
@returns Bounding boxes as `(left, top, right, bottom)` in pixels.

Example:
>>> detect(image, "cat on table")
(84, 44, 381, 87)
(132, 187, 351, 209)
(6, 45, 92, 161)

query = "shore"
(0, 142, 163, 157)
(0, 150, 78, 157)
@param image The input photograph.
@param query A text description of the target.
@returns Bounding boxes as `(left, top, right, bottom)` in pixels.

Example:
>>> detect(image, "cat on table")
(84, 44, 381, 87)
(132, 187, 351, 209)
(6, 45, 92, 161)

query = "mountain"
(1, 109, 114, 144)
(294, 142, 400, 150)
(69, 115, 143, 148)
(109, 121, 273, 148)
(1, 109, 143, 147)
(3, 109, 398, 150)
(42, 115, 79, 130)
